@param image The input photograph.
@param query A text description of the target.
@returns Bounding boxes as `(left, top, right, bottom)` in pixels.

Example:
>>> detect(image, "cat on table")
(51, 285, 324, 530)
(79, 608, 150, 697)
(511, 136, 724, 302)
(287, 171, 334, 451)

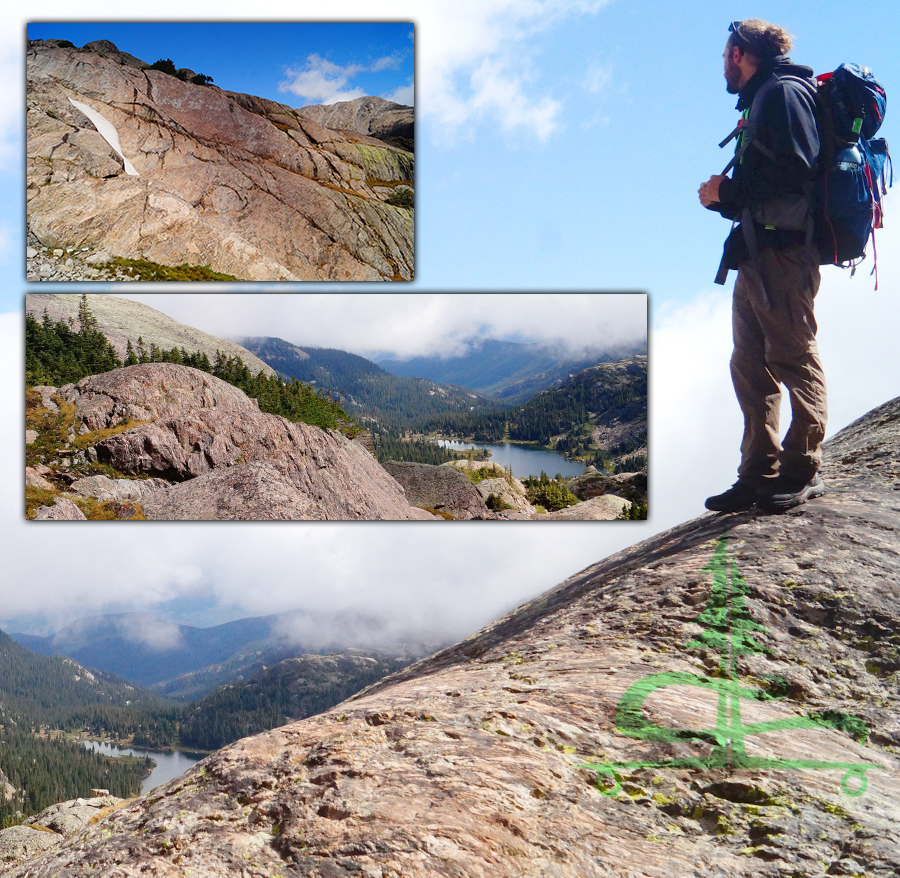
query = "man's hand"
(699, 174, 726, 207)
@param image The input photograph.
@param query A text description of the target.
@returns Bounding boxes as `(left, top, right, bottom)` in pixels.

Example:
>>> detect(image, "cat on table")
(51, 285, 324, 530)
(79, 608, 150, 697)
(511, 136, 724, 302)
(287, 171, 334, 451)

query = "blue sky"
(3, 1, 900, 638)
(25, 22, 415, 108)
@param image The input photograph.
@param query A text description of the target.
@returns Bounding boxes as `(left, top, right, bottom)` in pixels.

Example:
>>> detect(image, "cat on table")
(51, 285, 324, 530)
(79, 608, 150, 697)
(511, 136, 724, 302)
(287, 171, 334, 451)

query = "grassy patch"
(25, 486, 61, 518)
(73, 419, 153, 448)
(384, 188, 414, 210)
(462, 463, 508, 485)
(419, 507, 455, 520)
(110, 258, 238, 282)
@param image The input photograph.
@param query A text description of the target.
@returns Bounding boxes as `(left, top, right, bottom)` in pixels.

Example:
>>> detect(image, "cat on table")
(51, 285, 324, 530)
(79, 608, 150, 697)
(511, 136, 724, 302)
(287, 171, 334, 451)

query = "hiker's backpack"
(814, 64, 891, 279)
(715, 63, 892, 295)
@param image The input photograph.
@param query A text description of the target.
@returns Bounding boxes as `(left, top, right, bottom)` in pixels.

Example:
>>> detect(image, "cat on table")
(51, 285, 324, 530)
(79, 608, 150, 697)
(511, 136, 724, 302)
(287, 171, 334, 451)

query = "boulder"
(31, 386, 59, 413)
(62, 363, 259, 432)
(475, 476, 535, 514)
(67, 474, 168, 502)
(25, 467, 54, 490)
(534, 494, 630, 520)
(382, 460, 491, 519)
(32, 498, 86, 520)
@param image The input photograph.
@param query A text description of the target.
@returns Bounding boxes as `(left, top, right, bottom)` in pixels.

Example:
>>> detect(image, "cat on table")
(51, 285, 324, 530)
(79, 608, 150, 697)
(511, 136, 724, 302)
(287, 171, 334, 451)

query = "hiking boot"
(758, 473, 826, 511)
(705, 480, 758, 512)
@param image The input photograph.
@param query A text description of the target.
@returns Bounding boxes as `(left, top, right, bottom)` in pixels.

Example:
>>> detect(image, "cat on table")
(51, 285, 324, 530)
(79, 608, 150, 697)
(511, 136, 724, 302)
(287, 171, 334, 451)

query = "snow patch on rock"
(68, 97, 139, 176)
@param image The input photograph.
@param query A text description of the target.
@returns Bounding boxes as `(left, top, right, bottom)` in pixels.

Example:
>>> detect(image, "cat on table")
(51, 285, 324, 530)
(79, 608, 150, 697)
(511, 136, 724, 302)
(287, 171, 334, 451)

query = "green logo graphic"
(580, 535, 879, 797)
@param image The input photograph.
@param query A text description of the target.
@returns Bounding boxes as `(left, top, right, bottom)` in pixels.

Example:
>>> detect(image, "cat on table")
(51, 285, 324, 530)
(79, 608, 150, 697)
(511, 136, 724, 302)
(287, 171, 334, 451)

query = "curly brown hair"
(728, 19, 794, 60)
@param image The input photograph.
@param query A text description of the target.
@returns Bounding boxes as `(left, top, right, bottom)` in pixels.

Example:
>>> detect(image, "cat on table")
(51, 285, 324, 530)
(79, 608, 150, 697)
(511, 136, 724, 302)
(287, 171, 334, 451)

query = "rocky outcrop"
(61, 363, 259, 433)
(0, 795, 122, 869)
(30, 364, 431, 520)
(443, 459, 535, 514)
(68, 474, 169, 502)
(535, 493, 630, 519)
(13, 396, 900, 876)
(382, 460, 492, 519)
(27, 40, 414, 281)
(140, 459, 435, 521)
(26, 294, 276, 374)
(567, 469, 647, 503)
(300, 96, 414, 151)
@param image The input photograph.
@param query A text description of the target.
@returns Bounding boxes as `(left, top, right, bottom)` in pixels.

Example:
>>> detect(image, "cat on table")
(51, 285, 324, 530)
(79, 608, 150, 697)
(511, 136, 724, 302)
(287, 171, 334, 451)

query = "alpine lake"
(437, 440, 586, 479)
(83, 741, 204, 793)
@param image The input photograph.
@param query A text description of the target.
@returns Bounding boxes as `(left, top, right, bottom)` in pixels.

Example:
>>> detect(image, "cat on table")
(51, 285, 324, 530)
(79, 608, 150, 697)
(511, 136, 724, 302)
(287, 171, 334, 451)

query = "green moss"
(110, 258, 238, 282)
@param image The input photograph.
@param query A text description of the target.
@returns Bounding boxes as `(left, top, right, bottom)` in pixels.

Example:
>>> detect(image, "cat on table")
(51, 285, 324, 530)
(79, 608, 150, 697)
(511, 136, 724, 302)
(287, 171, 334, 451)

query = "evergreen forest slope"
(378, 337, 647, 401)
(240, 336, 508, 428)
(26, 294, 275, 376)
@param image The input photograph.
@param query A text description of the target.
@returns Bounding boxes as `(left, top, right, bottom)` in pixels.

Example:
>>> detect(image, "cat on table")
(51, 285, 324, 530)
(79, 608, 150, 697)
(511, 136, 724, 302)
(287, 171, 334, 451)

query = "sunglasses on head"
(728, 20, 748, 49)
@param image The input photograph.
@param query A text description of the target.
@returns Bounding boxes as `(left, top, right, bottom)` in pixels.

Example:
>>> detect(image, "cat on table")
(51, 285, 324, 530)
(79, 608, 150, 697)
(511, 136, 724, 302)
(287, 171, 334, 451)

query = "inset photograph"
(26, 23, 414, 281)
(25, 293, 647, 520)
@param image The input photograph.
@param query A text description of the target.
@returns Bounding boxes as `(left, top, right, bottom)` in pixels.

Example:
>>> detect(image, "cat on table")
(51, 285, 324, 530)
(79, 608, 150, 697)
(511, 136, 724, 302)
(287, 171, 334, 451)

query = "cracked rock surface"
(27, 39, 414, 281)
(12, 397, 900, 875)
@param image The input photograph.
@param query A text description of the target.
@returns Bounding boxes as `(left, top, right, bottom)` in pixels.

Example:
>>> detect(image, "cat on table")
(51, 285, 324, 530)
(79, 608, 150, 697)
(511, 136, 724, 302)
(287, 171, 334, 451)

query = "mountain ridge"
(378, 336, 647, 401)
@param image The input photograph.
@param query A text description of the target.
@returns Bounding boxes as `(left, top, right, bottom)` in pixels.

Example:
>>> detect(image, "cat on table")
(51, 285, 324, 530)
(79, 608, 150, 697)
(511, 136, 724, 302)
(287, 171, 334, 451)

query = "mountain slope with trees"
(378, 337, 647, 401)
(240, 336, 508, 429)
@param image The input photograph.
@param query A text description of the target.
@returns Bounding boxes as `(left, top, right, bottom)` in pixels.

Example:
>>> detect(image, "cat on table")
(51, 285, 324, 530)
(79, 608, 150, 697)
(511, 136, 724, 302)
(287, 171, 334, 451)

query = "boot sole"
(759, 481, 826, 511)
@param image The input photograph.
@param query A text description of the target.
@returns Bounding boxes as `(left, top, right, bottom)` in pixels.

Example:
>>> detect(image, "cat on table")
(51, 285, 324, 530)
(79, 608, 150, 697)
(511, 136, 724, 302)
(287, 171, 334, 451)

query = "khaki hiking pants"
(731, 244, 827, 483)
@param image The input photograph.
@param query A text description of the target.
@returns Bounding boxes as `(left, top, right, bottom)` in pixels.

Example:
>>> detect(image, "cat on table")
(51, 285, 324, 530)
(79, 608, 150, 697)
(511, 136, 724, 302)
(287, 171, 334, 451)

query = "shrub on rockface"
(148, 58, 213, 86)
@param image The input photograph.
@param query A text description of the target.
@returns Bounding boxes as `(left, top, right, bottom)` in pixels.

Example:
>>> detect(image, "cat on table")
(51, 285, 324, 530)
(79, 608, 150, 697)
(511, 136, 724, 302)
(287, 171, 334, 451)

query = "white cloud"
(280, 52, 407, 105)
(279, 54, 367, 105)
(112, 292, 647, 361)
(385, 81, 415, 107)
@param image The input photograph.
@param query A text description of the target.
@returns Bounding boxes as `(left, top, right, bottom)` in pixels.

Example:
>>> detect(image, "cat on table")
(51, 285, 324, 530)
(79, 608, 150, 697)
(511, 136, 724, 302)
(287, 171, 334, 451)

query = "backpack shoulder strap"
(721, 74, 816, 174)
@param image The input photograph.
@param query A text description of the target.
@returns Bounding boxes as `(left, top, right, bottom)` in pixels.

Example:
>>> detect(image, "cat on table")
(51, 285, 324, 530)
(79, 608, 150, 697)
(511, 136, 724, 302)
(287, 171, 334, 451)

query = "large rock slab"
(535, 493, 630, 520)
(382, 460, 491, 519)
(141, 460, 430, 521)
(0, 826, 61, 867)
(24, 795, 122, 836)
(27, 40, 414, 281)
(13, 397, 900, 877)
(0, 795, 122, 868)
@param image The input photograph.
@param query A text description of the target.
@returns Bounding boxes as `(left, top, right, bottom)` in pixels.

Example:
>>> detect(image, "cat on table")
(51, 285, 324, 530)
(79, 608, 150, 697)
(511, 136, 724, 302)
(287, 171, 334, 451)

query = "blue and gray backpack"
(814, 63, 891, 279)
(717, 62, 891, 294)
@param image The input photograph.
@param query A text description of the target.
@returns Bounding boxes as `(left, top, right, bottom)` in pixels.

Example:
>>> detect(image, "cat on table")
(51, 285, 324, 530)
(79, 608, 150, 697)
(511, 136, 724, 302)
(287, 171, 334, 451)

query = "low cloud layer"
(8, 250, 898, 643)
(114, 292, 647, 361)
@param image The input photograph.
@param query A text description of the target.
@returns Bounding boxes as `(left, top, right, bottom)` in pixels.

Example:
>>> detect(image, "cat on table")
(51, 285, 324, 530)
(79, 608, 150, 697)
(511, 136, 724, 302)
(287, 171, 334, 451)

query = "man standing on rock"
(699, 19, 826, 513)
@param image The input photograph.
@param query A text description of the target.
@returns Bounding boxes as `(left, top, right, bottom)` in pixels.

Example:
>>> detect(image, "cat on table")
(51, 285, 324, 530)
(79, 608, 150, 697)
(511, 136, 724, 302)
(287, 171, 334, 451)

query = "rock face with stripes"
(26, 39, 414, 281)
(11, 397, 900, 875)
